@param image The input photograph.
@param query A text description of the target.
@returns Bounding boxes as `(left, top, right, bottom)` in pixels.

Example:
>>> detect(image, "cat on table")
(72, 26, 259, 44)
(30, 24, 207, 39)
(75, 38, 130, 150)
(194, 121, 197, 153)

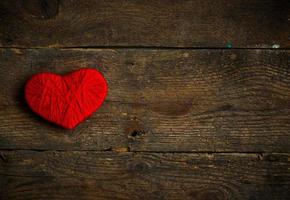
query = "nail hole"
(131, 130, 146, 137)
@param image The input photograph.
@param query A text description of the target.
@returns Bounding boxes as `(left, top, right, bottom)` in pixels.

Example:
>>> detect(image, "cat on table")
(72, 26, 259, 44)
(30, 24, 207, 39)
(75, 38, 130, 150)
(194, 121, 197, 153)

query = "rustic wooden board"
(0, 0, 289, 48)
(0, 49, 289, 152)
(1, 1, 289, 198)
(0, 151, 289, 200)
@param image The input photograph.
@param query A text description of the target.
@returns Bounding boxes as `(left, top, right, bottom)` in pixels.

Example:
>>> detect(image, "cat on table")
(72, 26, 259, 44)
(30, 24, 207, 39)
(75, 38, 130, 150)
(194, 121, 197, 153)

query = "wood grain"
(0, 151, 289, 200)
(1, 1, 289, 198)
(0, 49, 289, 152)
(0, 0, 289, 48)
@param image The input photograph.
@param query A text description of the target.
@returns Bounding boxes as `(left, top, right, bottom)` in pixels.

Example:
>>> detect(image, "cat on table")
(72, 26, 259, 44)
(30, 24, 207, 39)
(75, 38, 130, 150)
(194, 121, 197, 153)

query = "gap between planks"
(0, 46, 289, 51)
(0, 148, 289, 156)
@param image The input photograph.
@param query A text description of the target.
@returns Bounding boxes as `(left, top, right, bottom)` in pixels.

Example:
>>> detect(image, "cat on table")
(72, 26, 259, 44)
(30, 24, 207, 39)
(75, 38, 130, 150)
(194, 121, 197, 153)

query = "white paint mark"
(183, 53, 189, 57)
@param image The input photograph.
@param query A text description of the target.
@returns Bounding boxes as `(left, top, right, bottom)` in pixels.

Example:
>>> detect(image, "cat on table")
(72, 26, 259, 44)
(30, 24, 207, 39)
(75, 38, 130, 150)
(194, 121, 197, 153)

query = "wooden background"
(0, 0, 289, 199)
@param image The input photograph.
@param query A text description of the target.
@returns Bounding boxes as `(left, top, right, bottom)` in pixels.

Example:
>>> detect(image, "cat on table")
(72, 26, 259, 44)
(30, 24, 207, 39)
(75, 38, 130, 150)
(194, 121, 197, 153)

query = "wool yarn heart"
(25, 68, 108, 129)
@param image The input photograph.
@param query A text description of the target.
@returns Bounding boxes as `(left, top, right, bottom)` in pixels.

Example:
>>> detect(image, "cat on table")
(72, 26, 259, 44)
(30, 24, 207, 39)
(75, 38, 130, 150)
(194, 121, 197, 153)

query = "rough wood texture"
(0, 49, 289, 152)
(0, 151, 289, 200)
(0, 0, 290, 200)
(0, 0, 289, 48)
(1, 1, 289, 198)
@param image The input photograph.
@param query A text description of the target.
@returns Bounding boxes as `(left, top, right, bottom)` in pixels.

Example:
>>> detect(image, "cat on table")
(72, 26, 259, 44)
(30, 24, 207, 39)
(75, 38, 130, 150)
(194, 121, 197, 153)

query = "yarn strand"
(25, 68, 108, 129)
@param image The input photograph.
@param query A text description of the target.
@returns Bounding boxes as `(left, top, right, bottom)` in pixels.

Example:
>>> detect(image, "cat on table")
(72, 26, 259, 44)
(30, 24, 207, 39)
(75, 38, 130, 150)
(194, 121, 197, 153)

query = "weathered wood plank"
(0, 151, 289, 200)
(0, 0, 289, 48)
(0, 49, 289, 152)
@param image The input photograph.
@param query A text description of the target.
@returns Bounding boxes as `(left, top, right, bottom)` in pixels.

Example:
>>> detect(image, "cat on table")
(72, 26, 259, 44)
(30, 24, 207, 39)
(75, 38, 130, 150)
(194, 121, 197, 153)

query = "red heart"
(25, 68, 108, 129)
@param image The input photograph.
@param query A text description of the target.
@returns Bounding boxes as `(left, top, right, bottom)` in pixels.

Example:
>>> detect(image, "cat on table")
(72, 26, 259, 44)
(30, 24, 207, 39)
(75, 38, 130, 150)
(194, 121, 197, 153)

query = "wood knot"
(130, 161, 152, 173)
(21, 0, 59, 19)
(125, 118, 147, 139)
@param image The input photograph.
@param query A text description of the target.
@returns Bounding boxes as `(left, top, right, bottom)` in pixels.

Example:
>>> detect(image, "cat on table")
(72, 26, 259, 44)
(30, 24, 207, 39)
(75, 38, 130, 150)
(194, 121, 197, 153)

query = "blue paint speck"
(226, 43, 233, 48)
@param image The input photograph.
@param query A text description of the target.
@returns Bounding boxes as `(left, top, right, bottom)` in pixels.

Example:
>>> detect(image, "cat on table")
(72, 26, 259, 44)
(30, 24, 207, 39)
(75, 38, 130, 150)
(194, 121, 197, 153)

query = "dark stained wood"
(0, 0, 289, 48)
(1, 1, 289, 198)
(0, 151, 289, 200)
(21, 0, 59, 20)
(0, 49, 289, 152)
